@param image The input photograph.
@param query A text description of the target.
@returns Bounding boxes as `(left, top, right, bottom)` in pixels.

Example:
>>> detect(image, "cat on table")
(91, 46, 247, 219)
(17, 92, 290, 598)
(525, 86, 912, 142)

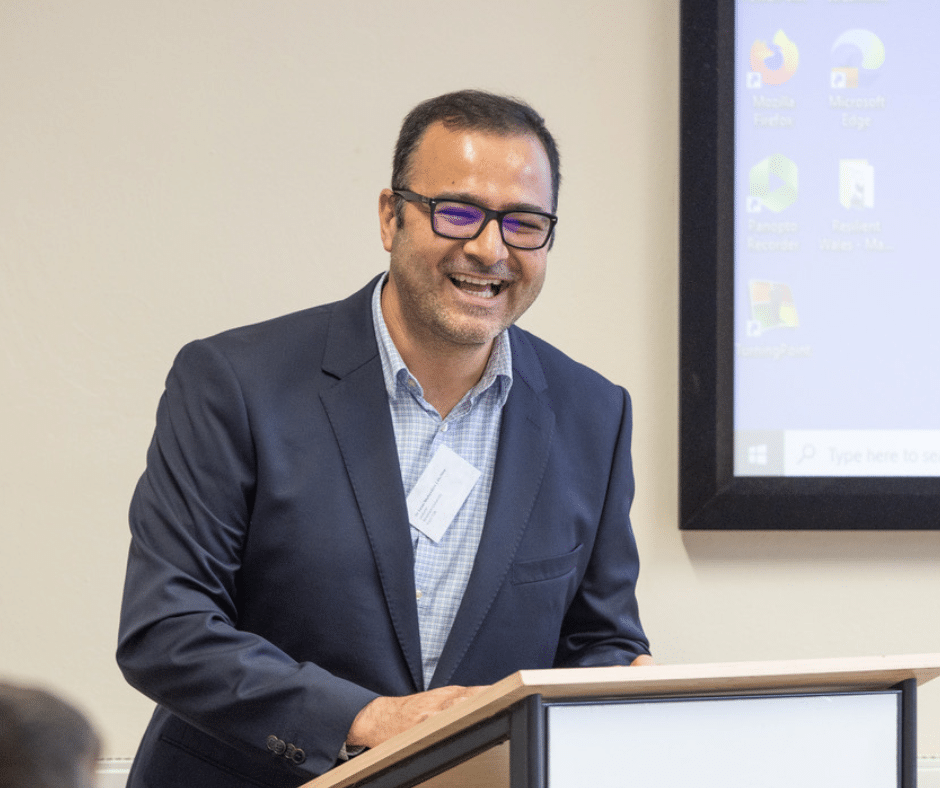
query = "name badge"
(407, 444, 481, 542)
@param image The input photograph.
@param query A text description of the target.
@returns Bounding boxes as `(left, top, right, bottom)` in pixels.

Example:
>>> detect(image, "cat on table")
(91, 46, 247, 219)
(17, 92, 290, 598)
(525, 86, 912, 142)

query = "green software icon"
(749, 154, 798, 212)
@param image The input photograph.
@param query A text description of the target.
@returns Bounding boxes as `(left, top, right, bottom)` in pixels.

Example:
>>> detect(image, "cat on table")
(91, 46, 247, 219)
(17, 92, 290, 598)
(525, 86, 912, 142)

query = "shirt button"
(416, 590, 423, 600)
(440, 423, 449, 433)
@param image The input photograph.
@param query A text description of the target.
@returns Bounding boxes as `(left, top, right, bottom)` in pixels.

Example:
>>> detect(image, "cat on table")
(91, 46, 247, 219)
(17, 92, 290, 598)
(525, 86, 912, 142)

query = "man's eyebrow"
(433, 191, 552, 214)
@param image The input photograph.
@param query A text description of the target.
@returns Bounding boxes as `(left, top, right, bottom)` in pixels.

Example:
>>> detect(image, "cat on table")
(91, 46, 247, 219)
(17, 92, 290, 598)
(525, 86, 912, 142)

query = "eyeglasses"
(393, 189, 557, 250)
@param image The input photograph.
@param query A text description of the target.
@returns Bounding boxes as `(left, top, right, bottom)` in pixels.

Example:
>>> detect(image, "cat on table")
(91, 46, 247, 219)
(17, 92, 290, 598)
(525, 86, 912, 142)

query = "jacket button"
(286, 744, 306, 765)
(266, 735, 286, 756)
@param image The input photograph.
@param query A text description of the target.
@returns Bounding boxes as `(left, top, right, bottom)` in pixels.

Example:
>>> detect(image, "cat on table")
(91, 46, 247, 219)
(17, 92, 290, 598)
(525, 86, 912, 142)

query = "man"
(118, 90, 650, 788)
(0, 682, 101, 788)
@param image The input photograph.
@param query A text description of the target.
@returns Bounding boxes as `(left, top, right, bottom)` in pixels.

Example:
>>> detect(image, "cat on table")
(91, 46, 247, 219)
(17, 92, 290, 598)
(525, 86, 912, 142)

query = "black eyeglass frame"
(393, 189, 558, 250)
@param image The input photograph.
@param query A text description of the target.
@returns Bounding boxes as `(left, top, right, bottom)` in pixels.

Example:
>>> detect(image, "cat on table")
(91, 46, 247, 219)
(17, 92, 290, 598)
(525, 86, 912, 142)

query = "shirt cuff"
(338, 742, 367, 761)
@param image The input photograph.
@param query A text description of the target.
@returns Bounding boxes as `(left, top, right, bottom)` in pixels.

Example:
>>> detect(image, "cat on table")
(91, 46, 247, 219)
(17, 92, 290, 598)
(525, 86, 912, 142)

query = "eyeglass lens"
(433, 202, 552, 249)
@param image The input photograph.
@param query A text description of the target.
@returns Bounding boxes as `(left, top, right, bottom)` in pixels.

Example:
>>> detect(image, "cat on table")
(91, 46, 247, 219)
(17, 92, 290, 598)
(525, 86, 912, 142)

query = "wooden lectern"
(304, 654, 940, 788)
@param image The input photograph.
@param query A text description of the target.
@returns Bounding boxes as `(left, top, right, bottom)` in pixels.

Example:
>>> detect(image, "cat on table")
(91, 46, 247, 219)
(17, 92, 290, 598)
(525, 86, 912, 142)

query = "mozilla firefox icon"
(749, 30, 799, 86)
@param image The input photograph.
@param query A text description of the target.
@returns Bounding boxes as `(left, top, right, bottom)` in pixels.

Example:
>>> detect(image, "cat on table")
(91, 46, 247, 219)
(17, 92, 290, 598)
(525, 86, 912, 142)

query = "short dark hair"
(0, 682, 101, 788)
(391, 90, 561, 214)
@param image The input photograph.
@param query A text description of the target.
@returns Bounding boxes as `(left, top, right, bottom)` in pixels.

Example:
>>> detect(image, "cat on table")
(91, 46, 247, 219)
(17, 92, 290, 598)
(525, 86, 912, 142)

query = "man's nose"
(462, 218, 508, 266)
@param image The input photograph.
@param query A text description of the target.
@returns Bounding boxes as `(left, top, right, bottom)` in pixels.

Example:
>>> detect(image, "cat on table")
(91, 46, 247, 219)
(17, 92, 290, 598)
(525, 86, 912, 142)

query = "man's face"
(379, 122, 553, 355)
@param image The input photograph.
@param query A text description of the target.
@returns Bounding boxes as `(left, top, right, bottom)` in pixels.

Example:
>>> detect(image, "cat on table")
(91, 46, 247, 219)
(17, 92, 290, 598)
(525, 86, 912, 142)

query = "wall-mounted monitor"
(680, 0, 940, 529)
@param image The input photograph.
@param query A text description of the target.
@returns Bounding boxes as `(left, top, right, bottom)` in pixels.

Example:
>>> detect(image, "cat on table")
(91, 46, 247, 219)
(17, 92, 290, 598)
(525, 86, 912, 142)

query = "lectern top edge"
(513, 652, 940, 694)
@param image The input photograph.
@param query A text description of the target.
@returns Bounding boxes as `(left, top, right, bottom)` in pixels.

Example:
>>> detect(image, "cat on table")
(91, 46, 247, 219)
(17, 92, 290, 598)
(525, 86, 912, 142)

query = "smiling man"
(118, 90, 651, 788)
(378, 122, 552, 420)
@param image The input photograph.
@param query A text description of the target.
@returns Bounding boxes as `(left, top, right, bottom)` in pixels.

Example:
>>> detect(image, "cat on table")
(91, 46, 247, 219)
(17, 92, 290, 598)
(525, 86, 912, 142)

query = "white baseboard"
(921, 757, 940, 788)
(96, 756, 940, 787)
(97, 758, 134, 788)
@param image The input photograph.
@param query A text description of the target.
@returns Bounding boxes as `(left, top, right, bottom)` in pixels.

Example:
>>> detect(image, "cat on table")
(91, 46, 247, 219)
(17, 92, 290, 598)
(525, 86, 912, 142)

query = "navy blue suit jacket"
(117, 276, 648, 788)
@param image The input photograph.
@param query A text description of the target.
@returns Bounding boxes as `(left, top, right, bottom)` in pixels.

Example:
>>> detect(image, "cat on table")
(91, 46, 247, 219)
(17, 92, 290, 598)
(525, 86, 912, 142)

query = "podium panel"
(547, 691, 902, 788)
(413, 742, 508, 788)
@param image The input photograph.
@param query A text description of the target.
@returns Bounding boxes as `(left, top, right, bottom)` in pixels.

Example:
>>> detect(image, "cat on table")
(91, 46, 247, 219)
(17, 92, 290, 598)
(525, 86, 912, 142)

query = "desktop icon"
(749, 280, 799, 333)
(749, 154, 798, 213)
(831, 29, 885, 88)
(839, 159, 875, 209)
(749, 30, 799, 86)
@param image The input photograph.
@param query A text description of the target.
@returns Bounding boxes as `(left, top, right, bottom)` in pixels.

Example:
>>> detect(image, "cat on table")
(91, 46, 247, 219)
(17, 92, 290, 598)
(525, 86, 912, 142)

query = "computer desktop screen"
(733, 1, 940, 479)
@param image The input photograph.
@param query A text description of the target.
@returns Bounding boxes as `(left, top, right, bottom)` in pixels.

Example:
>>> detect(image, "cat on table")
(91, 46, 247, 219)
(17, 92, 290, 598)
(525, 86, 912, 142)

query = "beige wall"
(2, 0, 938, 761)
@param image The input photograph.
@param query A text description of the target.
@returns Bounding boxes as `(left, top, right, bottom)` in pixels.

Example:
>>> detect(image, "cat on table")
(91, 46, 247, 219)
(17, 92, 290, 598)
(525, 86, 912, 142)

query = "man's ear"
(378, 189, 398, 253)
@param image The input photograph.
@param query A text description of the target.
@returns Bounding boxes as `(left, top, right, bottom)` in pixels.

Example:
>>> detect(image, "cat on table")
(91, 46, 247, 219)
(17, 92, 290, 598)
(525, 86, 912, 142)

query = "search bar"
(783, 430, 940, 476)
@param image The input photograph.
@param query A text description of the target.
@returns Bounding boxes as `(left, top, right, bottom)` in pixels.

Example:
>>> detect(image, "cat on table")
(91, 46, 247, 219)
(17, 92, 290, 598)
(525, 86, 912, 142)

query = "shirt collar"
(371, 272, 513, 407)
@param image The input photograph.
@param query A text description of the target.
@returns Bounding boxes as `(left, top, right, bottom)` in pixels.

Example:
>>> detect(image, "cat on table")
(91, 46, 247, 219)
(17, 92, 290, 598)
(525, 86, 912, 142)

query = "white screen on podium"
(546, 691, 899, 787)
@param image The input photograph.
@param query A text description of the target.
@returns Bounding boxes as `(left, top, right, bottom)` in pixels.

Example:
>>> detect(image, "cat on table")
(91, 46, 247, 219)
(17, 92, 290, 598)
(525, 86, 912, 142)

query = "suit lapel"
(430, 328, 555, 687)
(318, 289, 555, 691)
(319, 278, 424, 691)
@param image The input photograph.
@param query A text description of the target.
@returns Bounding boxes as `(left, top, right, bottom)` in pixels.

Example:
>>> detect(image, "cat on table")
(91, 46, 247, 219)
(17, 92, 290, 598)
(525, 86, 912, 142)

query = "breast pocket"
(511, 544, 583, 585)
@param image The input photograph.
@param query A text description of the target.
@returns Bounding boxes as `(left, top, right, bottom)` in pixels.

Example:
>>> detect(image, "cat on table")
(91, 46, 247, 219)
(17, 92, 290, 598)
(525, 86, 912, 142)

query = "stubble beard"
(387, 232, 544, 353)
(394, 268, 505, 351)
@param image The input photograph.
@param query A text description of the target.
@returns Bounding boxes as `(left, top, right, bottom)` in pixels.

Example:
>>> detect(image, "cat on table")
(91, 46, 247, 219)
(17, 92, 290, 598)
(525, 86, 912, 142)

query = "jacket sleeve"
(116, 339, 378, 779)
(553, 386, 651, 667)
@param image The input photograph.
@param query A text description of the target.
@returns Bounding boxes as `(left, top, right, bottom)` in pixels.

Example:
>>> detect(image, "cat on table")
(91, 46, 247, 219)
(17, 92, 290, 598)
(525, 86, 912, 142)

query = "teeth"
(451, 274, 504, 298)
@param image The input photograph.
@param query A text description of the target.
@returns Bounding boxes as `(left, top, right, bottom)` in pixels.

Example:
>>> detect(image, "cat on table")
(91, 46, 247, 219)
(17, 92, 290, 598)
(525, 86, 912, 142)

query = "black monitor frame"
(679, 0, 940, 530)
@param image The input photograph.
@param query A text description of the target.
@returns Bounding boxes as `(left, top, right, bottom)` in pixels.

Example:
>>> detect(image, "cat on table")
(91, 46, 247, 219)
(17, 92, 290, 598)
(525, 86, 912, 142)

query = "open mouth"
(449, 274, 505, 299)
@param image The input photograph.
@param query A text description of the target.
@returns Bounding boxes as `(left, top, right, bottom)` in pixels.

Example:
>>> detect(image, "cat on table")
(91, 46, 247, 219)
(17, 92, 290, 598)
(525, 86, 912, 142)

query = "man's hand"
(630, 654, 654, 666)
(347, 685, 488, 750)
